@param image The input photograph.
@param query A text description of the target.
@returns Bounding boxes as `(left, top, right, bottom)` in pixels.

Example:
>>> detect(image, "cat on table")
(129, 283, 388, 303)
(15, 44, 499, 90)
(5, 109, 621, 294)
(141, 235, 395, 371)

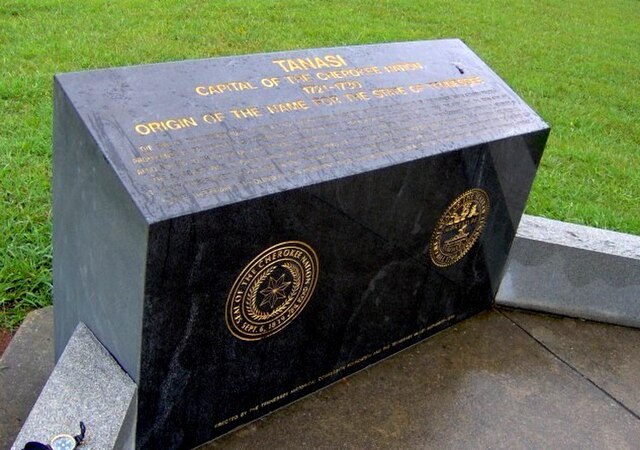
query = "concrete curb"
(11, 323, 137, 450)
(497, 215, 640, 328)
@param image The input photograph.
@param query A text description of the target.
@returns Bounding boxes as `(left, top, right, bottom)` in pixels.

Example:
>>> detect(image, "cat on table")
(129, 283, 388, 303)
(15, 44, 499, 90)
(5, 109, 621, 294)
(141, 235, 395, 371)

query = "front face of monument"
(53, 40, 548, 448)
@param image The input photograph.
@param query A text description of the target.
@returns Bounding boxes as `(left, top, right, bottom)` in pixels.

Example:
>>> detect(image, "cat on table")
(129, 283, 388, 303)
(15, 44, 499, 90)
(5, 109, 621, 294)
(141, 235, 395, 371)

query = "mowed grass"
(1, 0, 638, 329)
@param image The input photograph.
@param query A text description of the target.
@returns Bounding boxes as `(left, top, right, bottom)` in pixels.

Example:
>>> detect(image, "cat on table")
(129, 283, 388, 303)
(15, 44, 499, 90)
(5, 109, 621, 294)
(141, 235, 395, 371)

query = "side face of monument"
(53, 40, 549, 448)
(53, 83, 148, 382)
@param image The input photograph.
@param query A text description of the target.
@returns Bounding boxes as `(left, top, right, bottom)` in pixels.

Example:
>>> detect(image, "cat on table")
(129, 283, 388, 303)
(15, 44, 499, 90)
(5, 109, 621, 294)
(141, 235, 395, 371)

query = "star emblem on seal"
(226, 241, 319, 341)
(259, 274, 292, 309)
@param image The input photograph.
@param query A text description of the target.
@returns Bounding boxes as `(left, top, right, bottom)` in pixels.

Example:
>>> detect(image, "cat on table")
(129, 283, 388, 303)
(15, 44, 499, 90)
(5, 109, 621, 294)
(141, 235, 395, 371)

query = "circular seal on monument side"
(226, 241, 320, 341)
(429, 188, 490, 267)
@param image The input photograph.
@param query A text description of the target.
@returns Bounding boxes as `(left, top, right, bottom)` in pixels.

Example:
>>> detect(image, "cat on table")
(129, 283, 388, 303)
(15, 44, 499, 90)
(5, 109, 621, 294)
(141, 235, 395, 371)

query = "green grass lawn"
(1, 0, 638, 329)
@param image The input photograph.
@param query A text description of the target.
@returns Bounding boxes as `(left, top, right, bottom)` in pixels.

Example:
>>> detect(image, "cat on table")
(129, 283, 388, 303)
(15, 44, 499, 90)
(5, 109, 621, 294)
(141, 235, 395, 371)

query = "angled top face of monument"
(53, 40, 549, 449)
(54, 39, 546, 224)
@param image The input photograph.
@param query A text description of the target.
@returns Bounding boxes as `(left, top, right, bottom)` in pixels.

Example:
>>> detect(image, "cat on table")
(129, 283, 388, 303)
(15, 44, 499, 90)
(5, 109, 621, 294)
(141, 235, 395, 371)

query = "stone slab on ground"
(0, 307, 54, 450)
(207, 309, 640, 449)
(11, 323, 137, 450)
(497, 215, 640, 328)
(503, 308, 640, 417)
(3, 307, 640, 449)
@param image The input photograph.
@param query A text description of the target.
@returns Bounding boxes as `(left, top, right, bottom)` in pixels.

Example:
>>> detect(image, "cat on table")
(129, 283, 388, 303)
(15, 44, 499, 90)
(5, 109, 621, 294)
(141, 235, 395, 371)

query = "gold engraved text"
(195, 81, 258, 96)
(134, 117, 198, 135)
(272, 54, 348, 73)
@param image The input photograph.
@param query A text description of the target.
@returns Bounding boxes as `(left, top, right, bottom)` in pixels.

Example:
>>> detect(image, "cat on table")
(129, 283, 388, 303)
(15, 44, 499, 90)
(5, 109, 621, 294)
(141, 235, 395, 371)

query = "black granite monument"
(53, 40, 549, 448)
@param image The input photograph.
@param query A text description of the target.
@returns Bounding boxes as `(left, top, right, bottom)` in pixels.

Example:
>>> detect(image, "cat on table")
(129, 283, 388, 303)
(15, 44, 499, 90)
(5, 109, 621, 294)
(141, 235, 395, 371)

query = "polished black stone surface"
(53, 40, 549, 449)
(54, 39, 547, 224)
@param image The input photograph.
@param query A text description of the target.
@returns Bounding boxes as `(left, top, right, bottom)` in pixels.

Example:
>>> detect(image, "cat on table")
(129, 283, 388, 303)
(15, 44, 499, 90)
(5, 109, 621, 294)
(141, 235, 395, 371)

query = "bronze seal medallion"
(226, 241, 319, 341)
(429, 188, 490, 267)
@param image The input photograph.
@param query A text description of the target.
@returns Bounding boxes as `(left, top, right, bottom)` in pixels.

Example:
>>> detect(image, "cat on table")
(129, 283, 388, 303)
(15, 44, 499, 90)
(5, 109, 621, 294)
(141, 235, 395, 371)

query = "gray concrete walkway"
(2, 307, 639, 449)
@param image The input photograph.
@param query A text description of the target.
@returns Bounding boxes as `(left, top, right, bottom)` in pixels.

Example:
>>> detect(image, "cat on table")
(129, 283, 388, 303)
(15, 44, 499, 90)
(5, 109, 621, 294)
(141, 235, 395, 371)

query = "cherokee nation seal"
(429, 188, 490, 267)
(226, 241, 319, 341)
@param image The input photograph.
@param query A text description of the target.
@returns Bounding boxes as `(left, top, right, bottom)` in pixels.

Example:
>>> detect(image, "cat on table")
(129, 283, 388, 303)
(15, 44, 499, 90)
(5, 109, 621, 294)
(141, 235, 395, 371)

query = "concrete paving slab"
(0, 307, 54, 449)
(206, 309, 640, 449)
(502, 308, 640, 418)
